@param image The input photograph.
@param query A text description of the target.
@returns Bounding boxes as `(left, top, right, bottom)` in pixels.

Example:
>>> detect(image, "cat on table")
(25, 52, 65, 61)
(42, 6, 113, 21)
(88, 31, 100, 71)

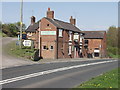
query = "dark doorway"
(94, 53, 99, 57)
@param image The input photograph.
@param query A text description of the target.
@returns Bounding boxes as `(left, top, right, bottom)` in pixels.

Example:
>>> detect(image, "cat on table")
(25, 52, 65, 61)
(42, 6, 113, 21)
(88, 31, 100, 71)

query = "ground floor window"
(94, 53, 99, 57)
(50, 46, 54, 50)
(68, 46, 72, 55)
(43, 46, 47, 50)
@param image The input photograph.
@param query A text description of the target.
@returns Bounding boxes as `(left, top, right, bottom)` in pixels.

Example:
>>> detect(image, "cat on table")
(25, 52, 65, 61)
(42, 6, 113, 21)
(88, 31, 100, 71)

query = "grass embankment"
(73, 68, 119, 89)
(107, 46, 120, 59)
(0, 31, 7, 37)
(5, 41, 35, 60)
(108, 53, 120, 59)
(0, 31, 2, 36)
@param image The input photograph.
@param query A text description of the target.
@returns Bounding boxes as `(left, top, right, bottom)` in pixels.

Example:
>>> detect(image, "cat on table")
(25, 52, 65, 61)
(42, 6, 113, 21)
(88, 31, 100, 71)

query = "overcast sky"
(2, 2, 118, 31)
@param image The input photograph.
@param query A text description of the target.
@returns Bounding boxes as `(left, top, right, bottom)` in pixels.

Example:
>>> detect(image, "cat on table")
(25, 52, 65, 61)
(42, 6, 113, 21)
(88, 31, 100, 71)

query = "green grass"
(73, 68, 119, 89)
(108, 53, 120, 59)
(5, 41, 35, 60)
(0, 31, 2, 36)
(0, 31, 8, 37)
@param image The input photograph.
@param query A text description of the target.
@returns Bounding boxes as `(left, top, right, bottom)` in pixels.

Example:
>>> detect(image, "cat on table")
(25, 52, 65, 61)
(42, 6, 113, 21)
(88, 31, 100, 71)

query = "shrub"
(33, 49, 40, 61)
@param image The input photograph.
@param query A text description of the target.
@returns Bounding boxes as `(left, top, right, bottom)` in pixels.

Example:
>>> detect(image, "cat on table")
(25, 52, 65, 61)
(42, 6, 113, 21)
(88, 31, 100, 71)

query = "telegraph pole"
(39, 21, 41, 58)
(20, 0, 23, 48)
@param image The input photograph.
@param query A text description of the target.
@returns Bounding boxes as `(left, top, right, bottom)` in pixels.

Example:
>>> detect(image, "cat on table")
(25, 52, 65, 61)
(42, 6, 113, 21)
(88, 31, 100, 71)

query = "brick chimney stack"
(47, 8, 54, 19)
(70, 16, 76, 25)
(31, 16, 35, 25)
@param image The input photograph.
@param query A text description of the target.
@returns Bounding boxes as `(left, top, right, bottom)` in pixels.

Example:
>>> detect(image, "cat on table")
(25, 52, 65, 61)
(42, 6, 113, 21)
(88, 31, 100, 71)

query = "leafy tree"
(0, 21, 2, 31)
(107, 26, 119, 57)
(2, 22, 26, 37)
(118, 27, 120, 55)
(107, 26, 118, 47)
(15, 22, 26, 31)
(2, 24, 12, 36)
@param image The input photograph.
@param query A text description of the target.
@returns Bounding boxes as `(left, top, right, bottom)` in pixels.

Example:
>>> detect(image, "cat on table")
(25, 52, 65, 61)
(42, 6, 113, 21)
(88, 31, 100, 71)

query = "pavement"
(2, 59, 118, 88)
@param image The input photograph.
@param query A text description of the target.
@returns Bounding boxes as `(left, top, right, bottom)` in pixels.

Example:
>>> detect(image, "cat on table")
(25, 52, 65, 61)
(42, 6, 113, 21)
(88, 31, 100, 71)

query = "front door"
(74, 47, 79, 58)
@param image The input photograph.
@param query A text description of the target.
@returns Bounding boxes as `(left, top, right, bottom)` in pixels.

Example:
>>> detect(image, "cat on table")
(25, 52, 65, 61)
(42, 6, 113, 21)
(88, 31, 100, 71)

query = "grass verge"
(73, 68, 119, 89)
(0, 31, 8, 37)
(108, 53, 120, 59)
(5, 41, 35, 60)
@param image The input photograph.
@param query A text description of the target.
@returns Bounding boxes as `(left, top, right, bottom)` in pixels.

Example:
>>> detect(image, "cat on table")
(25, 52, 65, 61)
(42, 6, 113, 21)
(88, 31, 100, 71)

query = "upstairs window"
(73, 33, 79, 40)
(69, 31, 72, 41)
(47, 24, 50, 26)
(27, 32, 32, 36)
(84, 40, 88, 44)
(59, 29, 63, 37)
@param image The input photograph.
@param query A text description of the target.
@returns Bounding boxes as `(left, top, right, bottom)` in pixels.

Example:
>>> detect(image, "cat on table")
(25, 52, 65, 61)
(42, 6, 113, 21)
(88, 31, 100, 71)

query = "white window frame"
(68, 46, 72, 55)
(80, 36, 82, 42)
(59, 29, 63, 37)
(50, 46, 54, 50)
(27, 32, 32, 36)
(74, 33, 79, 40)
(43, 45, 47, 50)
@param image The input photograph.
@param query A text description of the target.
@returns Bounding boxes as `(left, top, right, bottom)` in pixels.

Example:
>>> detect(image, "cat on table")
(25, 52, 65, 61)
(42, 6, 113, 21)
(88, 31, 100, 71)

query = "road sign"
(23, 40, 31, 46)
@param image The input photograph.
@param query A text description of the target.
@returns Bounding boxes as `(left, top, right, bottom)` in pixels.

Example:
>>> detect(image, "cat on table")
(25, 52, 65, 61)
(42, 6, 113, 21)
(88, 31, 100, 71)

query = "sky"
(2, 2, 118, 31)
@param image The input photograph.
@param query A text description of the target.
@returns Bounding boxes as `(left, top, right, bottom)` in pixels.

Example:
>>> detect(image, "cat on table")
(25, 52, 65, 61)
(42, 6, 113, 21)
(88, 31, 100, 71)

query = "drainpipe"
(55, 28, 58, 59)
(39, 21, 41, 57)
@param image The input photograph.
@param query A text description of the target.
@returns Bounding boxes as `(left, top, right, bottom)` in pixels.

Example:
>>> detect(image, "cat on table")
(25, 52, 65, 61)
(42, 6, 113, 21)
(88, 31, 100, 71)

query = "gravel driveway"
(2, 37, 37, 69)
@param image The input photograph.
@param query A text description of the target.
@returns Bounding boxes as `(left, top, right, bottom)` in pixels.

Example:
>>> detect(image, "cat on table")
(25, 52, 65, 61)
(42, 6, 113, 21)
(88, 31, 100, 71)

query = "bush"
(107, 46, 118, 55)
(33, 49, 40, 61)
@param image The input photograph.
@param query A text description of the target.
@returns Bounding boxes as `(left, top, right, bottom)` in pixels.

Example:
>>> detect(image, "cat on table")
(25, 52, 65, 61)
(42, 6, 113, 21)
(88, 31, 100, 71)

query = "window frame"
(43, 45, 47, 50)
(50, 46, 54, 50)
(58, 29, 63, 37)
(68, 45, 72, 55)
(47, 24, 50, 26)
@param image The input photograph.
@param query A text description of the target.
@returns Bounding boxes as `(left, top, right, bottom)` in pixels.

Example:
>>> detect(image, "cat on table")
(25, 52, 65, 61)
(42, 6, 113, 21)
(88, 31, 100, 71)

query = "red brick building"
(26, 8, 84, 59)
(83, 31, 107, 58)
(25, 8, 107, 59)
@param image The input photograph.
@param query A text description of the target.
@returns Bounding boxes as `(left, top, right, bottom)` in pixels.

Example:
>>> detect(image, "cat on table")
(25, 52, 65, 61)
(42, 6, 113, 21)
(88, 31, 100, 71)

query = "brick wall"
(84, 36, 107, 58)
(40, 18, 57, 59)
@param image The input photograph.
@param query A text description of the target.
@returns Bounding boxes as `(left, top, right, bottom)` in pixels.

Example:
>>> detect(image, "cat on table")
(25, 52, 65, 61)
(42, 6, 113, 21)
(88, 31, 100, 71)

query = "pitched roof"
(25, 17, 81, 33)
(83, 31, 106, 39)
(45, 17, 81, 32)
(25, 22, 39, 32)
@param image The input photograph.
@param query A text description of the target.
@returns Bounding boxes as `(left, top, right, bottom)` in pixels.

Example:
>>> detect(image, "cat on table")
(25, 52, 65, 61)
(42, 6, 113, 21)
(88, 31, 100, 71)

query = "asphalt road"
(2, 59, 118, 88)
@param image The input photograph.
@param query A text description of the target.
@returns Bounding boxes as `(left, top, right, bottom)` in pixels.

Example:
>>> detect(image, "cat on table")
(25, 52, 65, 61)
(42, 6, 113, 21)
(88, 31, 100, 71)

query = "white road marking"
(0, 60, 117, 85)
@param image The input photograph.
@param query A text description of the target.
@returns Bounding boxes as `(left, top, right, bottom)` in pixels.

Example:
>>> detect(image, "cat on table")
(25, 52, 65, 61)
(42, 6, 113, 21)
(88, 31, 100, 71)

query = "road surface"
(1, 59, 118, 88)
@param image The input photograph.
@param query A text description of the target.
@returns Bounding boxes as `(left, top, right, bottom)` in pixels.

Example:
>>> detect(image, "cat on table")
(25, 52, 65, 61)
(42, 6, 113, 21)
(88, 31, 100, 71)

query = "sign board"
(41, 31, 56, 35)
(18, 35, 20, 40)
(23, 40, 31, 46)
(94, 50, 100, 53)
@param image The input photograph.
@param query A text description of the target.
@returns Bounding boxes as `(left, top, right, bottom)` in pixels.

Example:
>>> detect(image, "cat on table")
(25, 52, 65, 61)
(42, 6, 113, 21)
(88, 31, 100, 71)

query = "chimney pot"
(48, 8, 50, 11)
(70, 16, 76, 25)
(47, 8, 54, 19)
(70, 16, 73, 19)
(31, 16, 35, 25)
